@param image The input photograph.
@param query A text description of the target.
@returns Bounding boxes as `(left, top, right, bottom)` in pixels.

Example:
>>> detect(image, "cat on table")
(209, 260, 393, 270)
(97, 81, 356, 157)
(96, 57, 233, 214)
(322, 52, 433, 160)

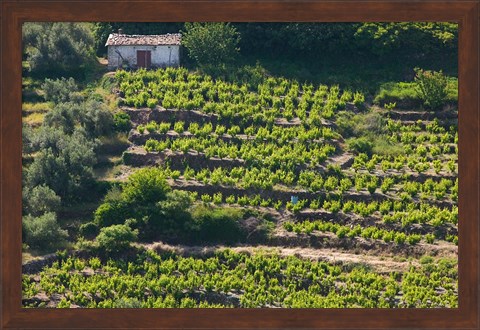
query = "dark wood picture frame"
(1, 0, 479, 329)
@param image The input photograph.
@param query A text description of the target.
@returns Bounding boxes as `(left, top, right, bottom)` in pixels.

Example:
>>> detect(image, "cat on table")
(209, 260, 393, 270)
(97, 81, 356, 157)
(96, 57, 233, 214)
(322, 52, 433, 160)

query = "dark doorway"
(137, 50, 151, 68)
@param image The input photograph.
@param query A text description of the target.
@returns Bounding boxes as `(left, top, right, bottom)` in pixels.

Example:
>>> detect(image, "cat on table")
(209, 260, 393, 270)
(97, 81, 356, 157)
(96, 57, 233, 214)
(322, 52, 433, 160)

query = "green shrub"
(189, 205, 245, 243)
(94, 201, 130, 227)
(145, 121, 157, 133)
(414, 68, 448, 110)
(158, 122, 171, 134)
(23, 212, 68, 251)
(182, 22, 240, 73)
(201, 194, 212, 203)
(22, 184, 61, 217)
(23, 22, 96, 78)
(25, 128, 96, 202)
(367, 182, 377, 195)
(79, 222, 99, 239)
(353, 91, 365, 107)
(347, 137, 373, 156)
(406, 234, 422, 245)
(96, 224, 138, 253)
(174, 121, 185, 134)
(113, 298, 143, 308)
(81, 100, 114, 138)
(113, 112, 131, 132)
(394, 232, 407, 244)
(213, 192, 223, 204)
(155, 190, 193, 229)
(146, 98, 158, 109)
(283, 222, 294, 232)
(225, 195, 236, 204)
(121, 167, 170, 205)
(425, 233, 435, 244)
(41, 77, 81, 104)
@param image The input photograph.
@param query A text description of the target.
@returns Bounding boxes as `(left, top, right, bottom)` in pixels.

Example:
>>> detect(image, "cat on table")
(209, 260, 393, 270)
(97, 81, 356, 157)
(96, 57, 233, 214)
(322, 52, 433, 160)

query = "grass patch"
(23, 112, 45, 126)
(336, 110, 385, 139)
(371, 137, 404, 157)
(96, 133, 130, 155)
(93, 163, 126, 182)
(189, 204, 246, 244)
(22, 102, 52, 114)
(374, 82, 422, 109)
(374, 77, 457, 110)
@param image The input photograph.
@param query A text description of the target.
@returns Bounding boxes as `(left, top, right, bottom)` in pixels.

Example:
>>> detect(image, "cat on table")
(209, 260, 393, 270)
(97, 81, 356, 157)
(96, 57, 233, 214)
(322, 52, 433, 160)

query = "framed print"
(1, 0, 479, 329)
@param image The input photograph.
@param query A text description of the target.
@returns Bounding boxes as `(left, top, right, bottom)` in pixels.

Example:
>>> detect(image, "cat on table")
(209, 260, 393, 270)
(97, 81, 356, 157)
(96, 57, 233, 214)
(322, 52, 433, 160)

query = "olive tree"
(23, 22, 96, 78)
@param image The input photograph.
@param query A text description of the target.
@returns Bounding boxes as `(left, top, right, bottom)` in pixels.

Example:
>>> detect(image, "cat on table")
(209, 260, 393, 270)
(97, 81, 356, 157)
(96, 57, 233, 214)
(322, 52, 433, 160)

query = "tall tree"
(23, 23, 96, 78)
(182, 22, 240, 74)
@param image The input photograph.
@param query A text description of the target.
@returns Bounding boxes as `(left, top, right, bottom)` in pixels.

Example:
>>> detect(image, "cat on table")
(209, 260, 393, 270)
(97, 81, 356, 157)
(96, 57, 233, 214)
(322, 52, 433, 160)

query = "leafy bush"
(153, 190, 194, 234)
(121, 167, 171, 205)
(113, 298, 143, 308)
(414, 68, 448, 110)
(23, 22, 96, 78)
(79, 222, 99, 239)
(94, 177, 192, 242)
(23, 212, 68, 251)
(96, 224, 138, 253)
(25, 128, 96, 202)
(41, 78, 82, 104)
(406, 234, 422, 245)
(22, 184, 61, 217)
(174, 121, 185, 134)
(80, 100, 114, 138)
(425, 233, 435, 244)
(113, 112, 131, 132)
(188, 205, 245, 244)
(94, 200, 130, 227)
(394, 232, 407, 244)
(353, 91, 365, 107)
(43, 102, 81, 135)
(44, 100, 113, 139)
(146, 98, 158, 109)
(182, 22, 240, 73)
(347, 137, 373, 156)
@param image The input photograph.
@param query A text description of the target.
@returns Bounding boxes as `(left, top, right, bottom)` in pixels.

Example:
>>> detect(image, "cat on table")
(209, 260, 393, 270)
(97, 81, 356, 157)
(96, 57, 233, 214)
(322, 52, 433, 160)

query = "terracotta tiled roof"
(105, 33, 182, 46)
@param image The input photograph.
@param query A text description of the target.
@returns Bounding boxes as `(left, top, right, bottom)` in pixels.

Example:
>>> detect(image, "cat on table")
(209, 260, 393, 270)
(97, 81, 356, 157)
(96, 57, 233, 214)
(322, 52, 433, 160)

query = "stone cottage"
(105, 31, 181, 70)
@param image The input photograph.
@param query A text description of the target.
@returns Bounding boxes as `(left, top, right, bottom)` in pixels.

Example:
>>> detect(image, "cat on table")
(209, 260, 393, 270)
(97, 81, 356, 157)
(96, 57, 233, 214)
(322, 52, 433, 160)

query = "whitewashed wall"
(107, 45, 180, 69)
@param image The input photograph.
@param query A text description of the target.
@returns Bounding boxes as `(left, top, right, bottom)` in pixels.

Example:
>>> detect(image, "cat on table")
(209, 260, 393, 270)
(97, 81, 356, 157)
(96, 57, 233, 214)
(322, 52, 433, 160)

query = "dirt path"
(141, 241, 421, 273)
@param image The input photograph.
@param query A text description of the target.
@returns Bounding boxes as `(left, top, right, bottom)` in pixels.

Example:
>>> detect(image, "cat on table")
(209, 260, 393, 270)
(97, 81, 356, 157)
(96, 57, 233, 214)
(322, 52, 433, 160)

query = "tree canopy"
(23, 23, 96, 78)
(181, 23, 241, 73)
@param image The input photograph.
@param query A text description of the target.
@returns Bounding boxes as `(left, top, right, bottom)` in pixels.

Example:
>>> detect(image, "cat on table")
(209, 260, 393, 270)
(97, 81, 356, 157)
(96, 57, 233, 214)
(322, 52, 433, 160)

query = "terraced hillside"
(118, 67, 458, 247)
(22, 67, 458, 309)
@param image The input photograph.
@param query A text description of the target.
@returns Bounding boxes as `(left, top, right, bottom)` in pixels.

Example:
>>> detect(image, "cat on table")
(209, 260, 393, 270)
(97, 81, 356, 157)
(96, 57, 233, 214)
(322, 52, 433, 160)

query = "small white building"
(105, 31, 181, 70)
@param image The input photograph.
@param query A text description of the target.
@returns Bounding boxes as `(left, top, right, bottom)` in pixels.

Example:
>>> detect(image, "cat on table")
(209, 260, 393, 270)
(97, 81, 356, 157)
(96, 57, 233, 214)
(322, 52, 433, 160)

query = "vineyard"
(117, 67, 458, 247)
(23, 249, 457, 308)
(22, 64, 458, 309)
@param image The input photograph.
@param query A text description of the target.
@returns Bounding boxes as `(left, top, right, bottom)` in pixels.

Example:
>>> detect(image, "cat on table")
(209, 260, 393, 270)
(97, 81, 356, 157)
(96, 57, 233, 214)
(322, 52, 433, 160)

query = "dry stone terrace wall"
(293, 209, 457, 237)
(387, 109, 457, 121)
(128, 129, 342, 149)
(164, 178, 454, 209)
(123, 107, 337, 129)
(123, 150, 455, 183)
(266, 231, 451, 258)
(125, 107, 218, 128)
